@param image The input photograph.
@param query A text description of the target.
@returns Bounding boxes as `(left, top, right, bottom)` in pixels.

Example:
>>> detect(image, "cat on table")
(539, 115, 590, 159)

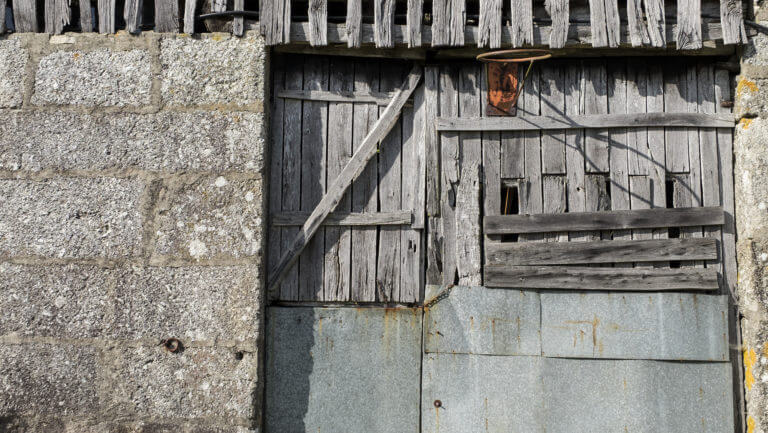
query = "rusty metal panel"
(265, 307, 422, 433)
(424, 286, 541, 355)
(541, 292, 729, 361)
(422, 354, 734, 433)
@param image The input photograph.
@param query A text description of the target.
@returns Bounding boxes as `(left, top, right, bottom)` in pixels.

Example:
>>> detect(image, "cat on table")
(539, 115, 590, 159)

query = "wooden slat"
(720, 0, 747, 44)
(13, 0, 38, 32)
(431, 0, 465, 46)
(545, 0, 569, 48)
(543, 176, 568, 242)
(484, 206, 725, 234)
(565, 62, 586, 241)
(609, 63, 631, 265)
(345, 0, 361, 47)
(268, 57, 285, 300)
(698, 63, 722, 274)
(263, 0, 290, 44)
(588, 0, 608, 47)
(481, 68, 502, 276)
(183, 0, 195, 33)
(233, 0, 244, 36)
(308, 0, 327, 45)
(627, 0, 650, 46)
(124, 0, 142, 33)
(510, 0, 533, 47)
(98, 0, 115, 33)
(647, 64, 669, 267)
(540, 64, 566, 174)
(406, 0, 423, 47)
(424, 66, 442, 286)
(520, 66, 544, 243)
(478, 0, 502, 48)
(266, 64, 423, 296)
(677, 0, 702, 49)
(273, 211, 412, 226)
(484, 265, 719, 290)
(45, 0, 70, 34)
(0, 0, 6, 33)
(277, 89, 396, 105)
(486, 238, 718, 265)
(644, 0, 666, 46)
(374, 0, 395, 48)
(715, 68, 736, 297)
(440, 65, 459, 284)
(583, 61, 609, 172)
(665, 65, 691, 172)
(435, 112, 735, 131)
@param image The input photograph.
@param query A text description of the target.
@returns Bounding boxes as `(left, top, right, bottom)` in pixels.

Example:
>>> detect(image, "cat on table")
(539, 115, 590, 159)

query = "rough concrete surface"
(0, 39, 26, 108)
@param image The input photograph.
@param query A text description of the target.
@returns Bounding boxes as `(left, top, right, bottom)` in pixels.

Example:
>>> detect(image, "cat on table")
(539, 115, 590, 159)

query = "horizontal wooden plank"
(484, 265, 719, 290)
(485, 238, 718, 265)
(436, 112, 735, 132)
(484, 206, 725, 234)
(271, 211, 413, 226)
(277, 89, 398, 105)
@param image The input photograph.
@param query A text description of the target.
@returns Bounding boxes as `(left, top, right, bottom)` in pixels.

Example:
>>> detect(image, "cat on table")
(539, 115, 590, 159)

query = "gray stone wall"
(0, 32, 267, 432)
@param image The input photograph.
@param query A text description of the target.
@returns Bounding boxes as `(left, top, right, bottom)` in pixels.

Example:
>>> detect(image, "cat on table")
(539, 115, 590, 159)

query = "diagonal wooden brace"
(267, 64, 424, 294)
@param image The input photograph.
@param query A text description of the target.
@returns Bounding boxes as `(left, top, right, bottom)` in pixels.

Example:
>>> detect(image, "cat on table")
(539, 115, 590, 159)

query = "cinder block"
(0, 344, 98, 416)
(103, 346, 258, 420)
(32, 50, 152, 107)
(0, 111, 264, 172)
(0, 39, 27, 108)
(153, 176, 264, 262)
(0, 178, 144, 259)
(160, 34, 265, 107)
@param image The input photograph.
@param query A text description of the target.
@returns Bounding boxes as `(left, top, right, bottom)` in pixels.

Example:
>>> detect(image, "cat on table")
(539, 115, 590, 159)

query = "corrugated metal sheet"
(265, 307, 422, 433)
(541, 292, 730, 361)
(424, 286, 540, 355)
(422, 353, 734, 433)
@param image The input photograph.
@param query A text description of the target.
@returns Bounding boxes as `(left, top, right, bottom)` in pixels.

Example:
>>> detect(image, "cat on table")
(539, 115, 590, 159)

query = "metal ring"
(476, 49, 553, 63)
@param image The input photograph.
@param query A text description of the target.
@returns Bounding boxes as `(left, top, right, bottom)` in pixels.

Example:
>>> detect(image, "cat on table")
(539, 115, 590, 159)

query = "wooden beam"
(13, 0, 38, 32)
(308, 0, 327, 45)
(98, 0, 115, 33)
(233, 0, 244, 35)
(272, 211, 412, 226)
(484, 265, 719, 290)
(375, 0, 395, 48)
(45, 0, 70, 34)
(677, 0, 702, 49)
(277, 89, 397, 105)
(435, 112, 735, 131)
(124, 0, 142, 33)
(485, 238, 718, 265)
(183, 0, 195, 33)
(484, 206, 725, 234)
(267, 65, 423, 294)
(720, 0, 747, 44)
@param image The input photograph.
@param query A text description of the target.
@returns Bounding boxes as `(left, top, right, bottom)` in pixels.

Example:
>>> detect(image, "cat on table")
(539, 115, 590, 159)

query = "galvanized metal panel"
(265, 307, 422, 433)
(424, 285, 541, 355)
(541, 292, 729, 361)
(422, 353, 734, 433)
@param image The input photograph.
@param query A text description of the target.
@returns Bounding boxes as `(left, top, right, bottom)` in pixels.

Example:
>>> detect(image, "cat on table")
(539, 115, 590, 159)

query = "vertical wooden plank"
(309, 0, 328, 46)
(268, 57, 286, 300)
(298, 56, 329, 301)
(440, 65, 459, 285)
(351, 60, 380, 301)
(540, 64, 566, 175)
(424, 66, 442, 286)
(720, 0, 747, 44)
(98, 0, 115, 33)
(263, 0, 291, 44)
(676, 0, 702, 49)
(183, 0, 195, 33)
(377, 63, 403, 301)
(520, 67, 543, 243)
(565, 62, 586, 241)
(584, 60, 609, 173)
(431, 0, 465, 46)
(604, 0, 621, 47)
(232, 0, 244, 36)
(407, 0, 423, 47)
(13, 0, 38, 32)
(0, 0, 6, 33)
(454, 64, 482, 286)
(124, 0, 142, 33)
(543, 176, 568, 242)
(279, 60, 304, 301)
(630, 175, 653, 268)
(698, 63, 721, 275)
(375, 0, 395, 48)
(324, 59, 354, 302)
(510, 0, 533, 47)
(155, 0, 179, 32)
(627, 61, 649, 176)
(644, 0, 666, 47)
(478, 0, 502, 48)
(680, 64, 704, 268)
(588, 0, 608, 47)
(585, 174, 611, 241)
(401, 82, 426, 302)
(647, 64, 669, 266)
(664, 63, 691, 173)
(715, 68, 736, 295)
(608, 62, 631, 264)
(481, 67, 501, 281)
(545, 0, 569, 48)
(45, 0, 70, 34)
(346, 0, 362, 47)
(627, 0, 650, 46)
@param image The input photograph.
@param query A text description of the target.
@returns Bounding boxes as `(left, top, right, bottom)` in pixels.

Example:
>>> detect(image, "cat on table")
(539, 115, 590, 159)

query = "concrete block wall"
(0, 31, 267, 432)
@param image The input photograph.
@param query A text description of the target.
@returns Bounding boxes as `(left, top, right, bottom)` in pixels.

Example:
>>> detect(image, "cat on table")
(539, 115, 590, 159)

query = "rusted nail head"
(162, 338, 182, 353)
(433, 400, 442, 408)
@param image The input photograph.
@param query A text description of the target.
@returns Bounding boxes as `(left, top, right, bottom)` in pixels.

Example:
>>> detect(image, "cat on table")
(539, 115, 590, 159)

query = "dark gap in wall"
(115, 0, 126, 30)
(666, 177, 681, 268)
(35, 0, 45, 30)
(500, 179, 519, 243)
(465, 0, 478, 25)
(143, 0, 156, 30)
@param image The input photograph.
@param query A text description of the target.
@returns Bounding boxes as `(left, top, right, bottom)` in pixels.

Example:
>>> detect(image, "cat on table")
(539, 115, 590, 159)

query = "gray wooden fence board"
(604, 0, 621, 47)
(698, 64, 723, 275)
(345, 0, 361, 47)
(545, 0, 568, 48)
(308, 0, 327, 45)
(519, 67, 544, 243)
(263, 0, 290, 44)
(406, 0, 422, 47)
(183, 0, 194, 33)
(155, 0, 179, 32)
(486, 238, 718, 265)
(720, 0, 747, 44)
(510, 0, 533, 47)
(268, 61, 285, 300)
(233, 0, 244, 35)
(542, 176, 568, 242)
(97, 0, 114, 33)
(644, 0, 666, 46)
(478, 0, 502, 48)
(664, 66, 691, 173)
(485, 265, 720, 289)
(541, 292, 729, 360)
(440, 66, 459, 285)
(588, 0, 608, 47)
(540, 65, 566, 174)
(273, 211, 412, 226)
(431, 0, 464, 46)
(44, 0, 70, 34)
(715, 68, 736, 297)
(565, 63, 587, 242)
(124, 0, 142, 33)
(13, 0, 38, 32)
(627, 0, 650, 46)
(677, 0, 703, 49)
(374, 0, 395, 48)
(608, 63, 631, 259)
(0, 0, 6, 33)
(647, 65, 669, 267)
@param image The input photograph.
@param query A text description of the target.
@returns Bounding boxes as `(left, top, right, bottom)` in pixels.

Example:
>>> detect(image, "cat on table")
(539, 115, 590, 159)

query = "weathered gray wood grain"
(268, 58, 285, 300)
(124, 0, 142, 33)
(267, 64, 422, 295)
(545, 0, 568, 48)
(0, 0, 6, 33)
(324, 59, 354, 302)
(585, 174, 612, 244)
(346, 0, 361, 47)
(486, 238, 718, 265)
(484, 206, 725, 234)
(440, 65, 460, 284)
(263, 0, 291, 44)
(155, 0, 178, 32)
(664, 66, 691, 173)
(351, 61, 380, 301)
(481, 67, 502, 278)
(715, 68, 736, 297)
(540, 64, 566, 174)
(13, 0, 38, 32)
(604, 0, 621, 47)
(677, 0, 702, 49)
(627, 62, 650, 175)
(406, 0, 422, 47)
(720, 0, 747, 44)
(45, 0, 70, 34)
(298, 56, 329, 300)
(273, 211, 412, 226)
(520, 67, 543, 243)
(565, 63, 587, 241)
(627, 0, 650, 46)
(543, 176, 568, 242)
(375, 0, 395, 47)
(431, 0, 464, 46)
(183, 0, 194, 33)
(233, 0, 244, 35)
(478, 0, 502, 48)
(609, 63, 631, 263)
(510, 0, 533, 47)
(308, 0, 327, 45)
(484, 265, 719, 290)
(277, 89, 400, 105)
(588, 0, 608, 47)
(424, 66, 442, 286)
(98, 0, 114, 33)
(583, 61, 609, 172)
(644, 0, 666, 46)
(698, 64, 722, 276)
(647, 64, 669, 267)
(629, 176, 654, 267)
(681, 64, 704, 268)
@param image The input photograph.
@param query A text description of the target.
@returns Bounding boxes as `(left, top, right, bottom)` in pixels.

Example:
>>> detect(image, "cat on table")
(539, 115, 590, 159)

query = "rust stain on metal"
(486, 62, 520, 116)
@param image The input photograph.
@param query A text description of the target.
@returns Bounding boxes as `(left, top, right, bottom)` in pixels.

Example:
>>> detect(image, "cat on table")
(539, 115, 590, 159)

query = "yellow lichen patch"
(748, 416, 755, 433)
(739, 78, 759, 96)
(745, 346, 757, 390)
(741, 118, 754, 130)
